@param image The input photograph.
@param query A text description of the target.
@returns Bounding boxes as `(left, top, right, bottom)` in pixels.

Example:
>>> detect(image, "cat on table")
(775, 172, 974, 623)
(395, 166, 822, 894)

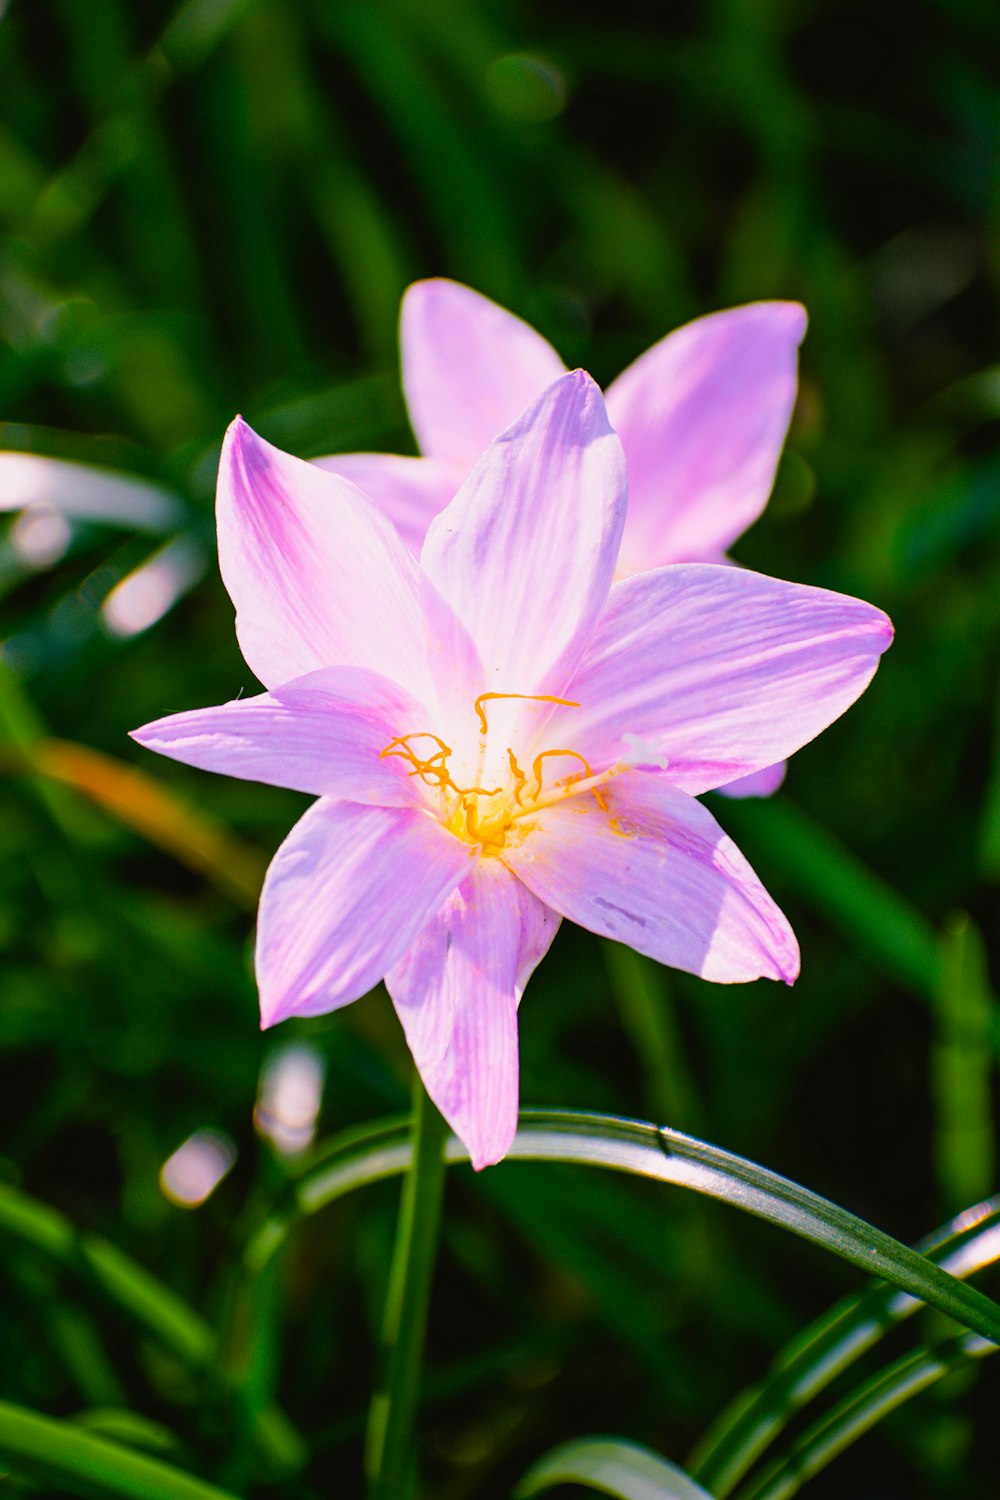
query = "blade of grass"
(10, 739, 265, 907)
(516, 1436, 716, 1500)
(365, 1074, 449, 1500)
(717, 795, 1000, 1057)
(734, 1331, 994, 1500)
(689, 1196, 1000, 1495)
(0, 1401, 241, 1500)
(240, 1111, 1000, 1348)
(932, 911, 995, 1211)
(0, 1182, 304, 1475)
(601, 940, 703, 1130)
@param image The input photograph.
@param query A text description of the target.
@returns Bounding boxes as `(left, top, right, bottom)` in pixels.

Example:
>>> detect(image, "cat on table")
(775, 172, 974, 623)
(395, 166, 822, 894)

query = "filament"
(474, 691, 579, 736)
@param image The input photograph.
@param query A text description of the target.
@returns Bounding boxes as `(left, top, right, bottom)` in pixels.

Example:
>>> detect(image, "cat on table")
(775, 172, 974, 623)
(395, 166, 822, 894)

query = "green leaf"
(242, 1111, 1000, 1348)
(932, 911, 995, 1210)
(689, 1194, 1000, 1495)
(516, 1436, 717, 1500)
(715, 796, 944, 999)
(0, 1401, 240, 1500)
(734, 1331, 994, 1500)
(0, 1182, 305, 1475)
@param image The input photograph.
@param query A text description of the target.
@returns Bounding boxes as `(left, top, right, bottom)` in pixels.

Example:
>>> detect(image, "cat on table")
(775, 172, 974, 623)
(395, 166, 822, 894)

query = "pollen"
(381, 693, 633, 856)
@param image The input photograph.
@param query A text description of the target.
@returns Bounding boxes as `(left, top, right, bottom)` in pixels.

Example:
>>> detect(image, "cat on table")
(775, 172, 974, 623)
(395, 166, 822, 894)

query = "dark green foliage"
(1, 1, 998, 1495)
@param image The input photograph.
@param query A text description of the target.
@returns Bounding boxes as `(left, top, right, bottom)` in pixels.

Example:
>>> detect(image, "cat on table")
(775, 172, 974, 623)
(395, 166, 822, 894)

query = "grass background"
(1, 1, 999, 1495)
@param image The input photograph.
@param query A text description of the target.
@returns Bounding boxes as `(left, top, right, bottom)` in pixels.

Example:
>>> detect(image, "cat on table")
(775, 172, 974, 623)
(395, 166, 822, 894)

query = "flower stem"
(365, 1072, 448, 1500)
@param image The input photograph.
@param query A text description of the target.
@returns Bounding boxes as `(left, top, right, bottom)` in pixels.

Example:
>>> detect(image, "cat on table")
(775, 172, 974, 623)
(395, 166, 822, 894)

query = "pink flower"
(133, 373, 892, 1169)
(318, 280, 807, 800)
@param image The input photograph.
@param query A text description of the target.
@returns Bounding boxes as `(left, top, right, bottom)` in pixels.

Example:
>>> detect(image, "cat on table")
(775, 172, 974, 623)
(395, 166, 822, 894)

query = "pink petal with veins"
(559, 564, 892, 793)
(401, 279, 565, 468)
(506, 777, 799, 984)
(256, 800, 475, 1027)
(606, 302, 807, 569)
(386, 862, 558, 1170)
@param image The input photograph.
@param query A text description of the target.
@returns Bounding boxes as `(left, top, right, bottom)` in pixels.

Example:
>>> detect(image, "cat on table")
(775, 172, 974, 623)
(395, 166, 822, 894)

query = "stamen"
(380, 731, 452, 762)
(531, 747, 594, 798)
(474, 692, 579, 736)
(380, 731, 501, 797)
(507, 748, 529, 806)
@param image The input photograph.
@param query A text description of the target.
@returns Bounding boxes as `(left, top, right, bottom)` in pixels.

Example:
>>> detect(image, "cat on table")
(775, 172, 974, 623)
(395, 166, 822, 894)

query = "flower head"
(316, 279, 808, 797)
(133, 373, 892, 1169)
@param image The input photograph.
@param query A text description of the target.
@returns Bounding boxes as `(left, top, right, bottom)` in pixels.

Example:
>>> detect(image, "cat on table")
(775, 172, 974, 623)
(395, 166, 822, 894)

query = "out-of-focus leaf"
(242, 1112, 1000, 1346)
(601, 940, 702, 1130)
(0, 1179, 214, 1366)
(718, 796, 1000, 1056)
(517, 1436, 716, 1500)
(0, 1400, 240, 1500)
(690, 1196, 1000, 1496)
(159, 0, 258, 74)
(72, 1409, 178, 1455)
(7, 739, 265, 906)
(978, 678, 1000, 880)
(0, 451, 185, 531)
(715, 797, 943, 998)
(932, 912, 995, 1211)
(0, 1182, 304, 1475)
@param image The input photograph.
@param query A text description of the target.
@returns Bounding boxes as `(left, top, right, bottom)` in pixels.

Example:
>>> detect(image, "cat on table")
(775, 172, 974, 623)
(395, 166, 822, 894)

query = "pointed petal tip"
(223, 412, 250, 446)
(734, 299, 809, 343)
(779, 940, 801, 986)
(467, 1124, 516, 1171)
(259, 997, 290, 1030)
(767, 300, 808, 343)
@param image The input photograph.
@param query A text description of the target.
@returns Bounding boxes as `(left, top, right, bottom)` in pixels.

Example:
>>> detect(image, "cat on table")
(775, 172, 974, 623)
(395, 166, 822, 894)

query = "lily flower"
(133, 373, 892, 1169)
(317, 279, 808, 799)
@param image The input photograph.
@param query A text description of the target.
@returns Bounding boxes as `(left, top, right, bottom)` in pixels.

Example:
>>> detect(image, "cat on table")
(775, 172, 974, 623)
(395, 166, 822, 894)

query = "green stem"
(365, 1072, 449, 1500)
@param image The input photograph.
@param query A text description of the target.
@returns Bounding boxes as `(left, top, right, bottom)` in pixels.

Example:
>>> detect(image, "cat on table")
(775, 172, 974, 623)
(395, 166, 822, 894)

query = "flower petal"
(256, 800, 475, 1027)
(605, 302, 807, 567)
(715, 760, 788, 800)
(312, 452, 460, 557)
(505, 777, 799, 984)
(400, 279, 565, 468)
(561, 565, 893, 793)
(421, 371, 626, 744)
(217, 418, 431, 695)
(132, 666, 430, 806)
(385, 862, 558, 1169)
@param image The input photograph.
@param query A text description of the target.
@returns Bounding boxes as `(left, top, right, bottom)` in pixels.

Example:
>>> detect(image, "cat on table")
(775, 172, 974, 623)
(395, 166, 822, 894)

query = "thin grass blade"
(516, 1436, 717, 1500)
(689, 1196, 1000, 1495)
(0, 1182, 304, 1474)
(242, 1111, 1000, 1347)
(0, 1401, 241, 1500)
(733, 1331, 995, 1500)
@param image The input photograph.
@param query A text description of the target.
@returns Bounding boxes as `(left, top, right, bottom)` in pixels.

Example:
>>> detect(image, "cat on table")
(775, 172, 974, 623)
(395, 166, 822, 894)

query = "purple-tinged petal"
(257, 801, 475, 1028)
(505, 777, 799, 985)
(561, 565, 892, 794)
(312, 452, 461, 557)
(217, 418, 431, 696)
(385, 862, 557, 1169)
(401, 279, 565, 468)
(421, 372, 626, 748)
(715, 760, 788, 800)
(605, 303, 807, 569)
(132, 666, 430, 806)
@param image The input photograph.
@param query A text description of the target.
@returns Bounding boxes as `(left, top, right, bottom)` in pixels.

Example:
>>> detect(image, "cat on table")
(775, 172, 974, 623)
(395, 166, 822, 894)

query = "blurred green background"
(1, 1, 999, 1496)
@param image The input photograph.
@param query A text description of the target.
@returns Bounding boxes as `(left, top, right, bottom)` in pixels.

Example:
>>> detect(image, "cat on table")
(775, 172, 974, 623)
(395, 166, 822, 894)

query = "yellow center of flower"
(381, 692, 630, 856)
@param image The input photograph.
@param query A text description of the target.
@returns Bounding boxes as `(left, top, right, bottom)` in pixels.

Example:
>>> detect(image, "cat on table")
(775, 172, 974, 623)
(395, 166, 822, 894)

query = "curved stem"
(365, 1073, 448, 1500)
